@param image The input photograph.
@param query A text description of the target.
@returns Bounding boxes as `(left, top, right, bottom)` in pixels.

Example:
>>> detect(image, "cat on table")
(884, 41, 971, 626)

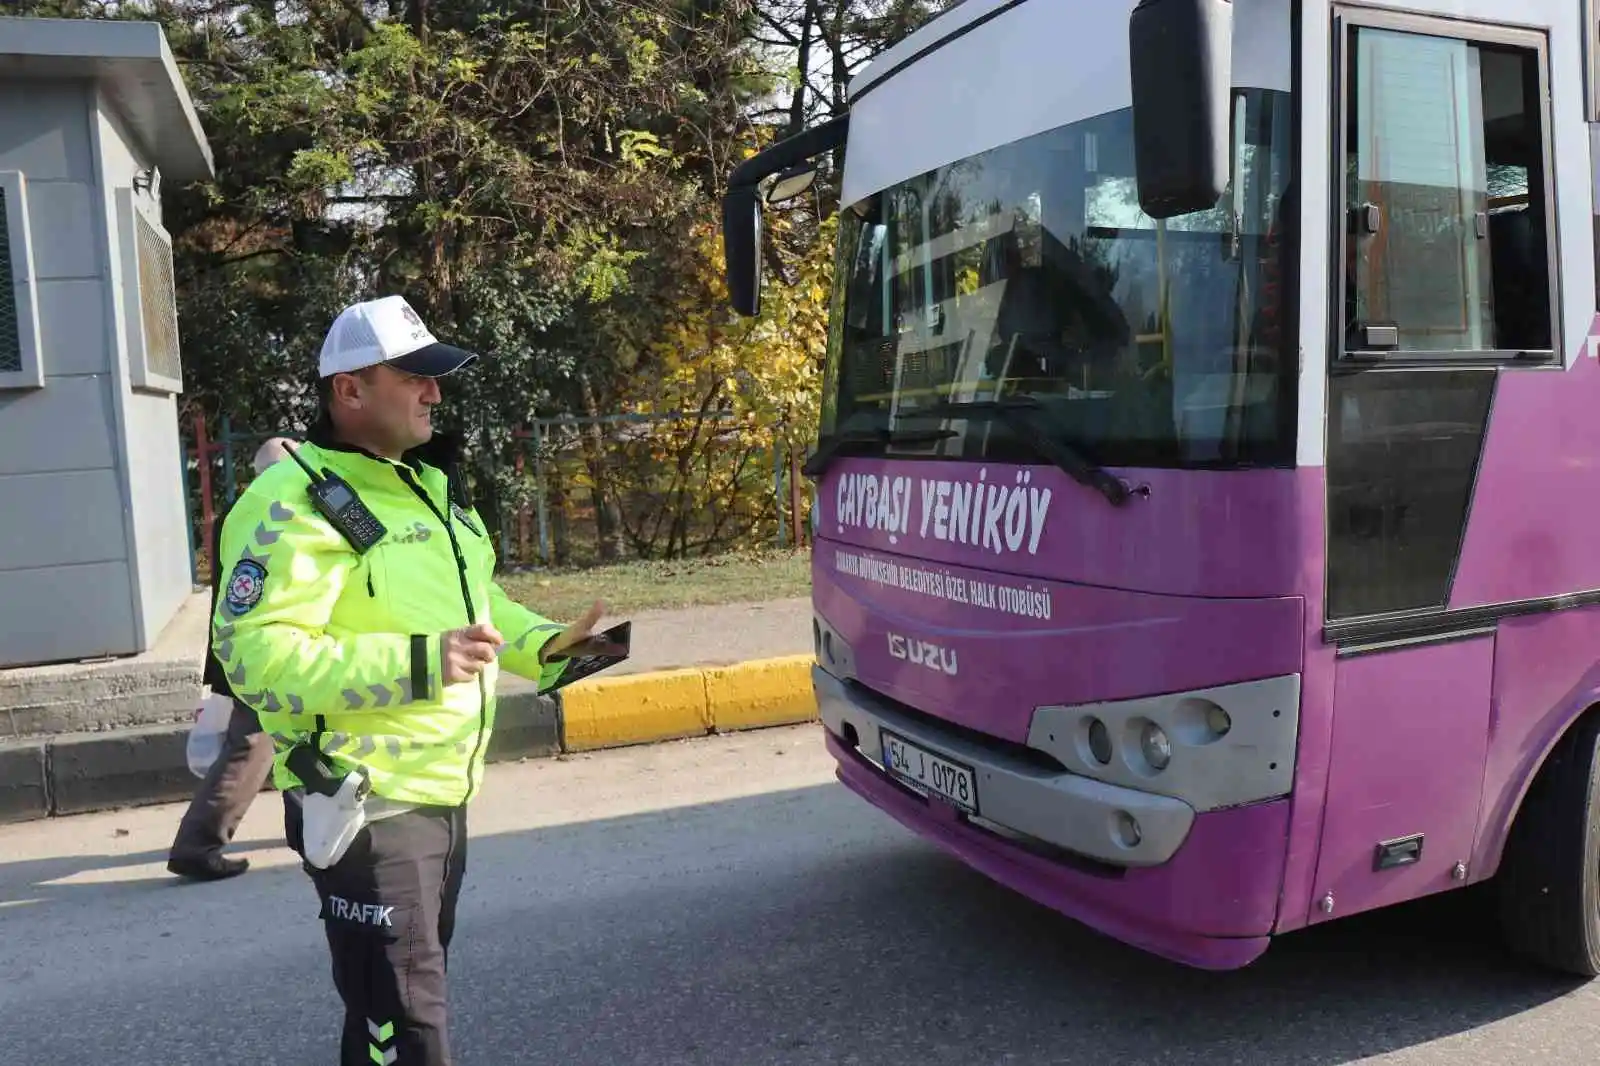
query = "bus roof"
(847, 0, 1003, 102)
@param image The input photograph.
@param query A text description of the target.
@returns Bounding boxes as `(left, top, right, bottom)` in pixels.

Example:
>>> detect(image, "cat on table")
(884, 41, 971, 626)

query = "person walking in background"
(167, 436, 298, 882)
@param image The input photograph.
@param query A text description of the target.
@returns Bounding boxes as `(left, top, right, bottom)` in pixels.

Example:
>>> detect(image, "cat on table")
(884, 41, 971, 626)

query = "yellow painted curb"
(560, 667, 711, 752)
(705, 655, 817, 732)
(558, 655, 819, 752)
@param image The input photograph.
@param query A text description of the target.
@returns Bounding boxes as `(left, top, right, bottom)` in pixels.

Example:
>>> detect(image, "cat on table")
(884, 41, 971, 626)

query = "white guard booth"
(0, 16, 214, 668)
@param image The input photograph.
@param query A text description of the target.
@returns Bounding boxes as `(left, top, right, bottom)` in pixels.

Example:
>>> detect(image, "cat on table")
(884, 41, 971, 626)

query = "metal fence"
(179, 408, 812, 583)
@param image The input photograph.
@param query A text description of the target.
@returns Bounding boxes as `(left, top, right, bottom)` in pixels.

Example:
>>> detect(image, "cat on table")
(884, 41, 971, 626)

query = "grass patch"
(495, 549, 812, 620)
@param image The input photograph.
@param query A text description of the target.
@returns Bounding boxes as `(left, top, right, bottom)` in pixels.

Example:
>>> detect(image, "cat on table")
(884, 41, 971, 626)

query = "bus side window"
(1341, 23, 1556, 362)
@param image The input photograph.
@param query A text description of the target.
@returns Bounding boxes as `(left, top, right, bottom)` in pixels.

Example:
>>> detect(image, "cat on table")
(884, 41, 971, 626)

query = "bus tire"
(1496, 710, 1600, 977)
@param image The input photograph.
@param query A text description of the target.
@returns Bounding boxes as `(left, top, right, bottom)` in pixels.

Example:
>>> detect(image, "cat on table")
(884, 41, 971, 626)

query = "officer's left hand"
(539, 600, 626, 662)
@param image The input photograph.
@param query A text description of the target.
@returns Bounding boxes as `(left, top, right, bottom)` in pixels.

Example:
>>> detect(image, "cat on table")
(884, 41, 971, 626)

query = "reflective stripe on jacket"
(210, 433, 565, 806)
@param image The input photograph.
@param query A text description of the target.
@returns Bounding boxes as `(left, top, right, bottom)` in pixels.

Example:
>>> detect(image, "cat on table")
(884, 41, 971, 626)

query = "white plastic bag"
(186, 690, 232, 778)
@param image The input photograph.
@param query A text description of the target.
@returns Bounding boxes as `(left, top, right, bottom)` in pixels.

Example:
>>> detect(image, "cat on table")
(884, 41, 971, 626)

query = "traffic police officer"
(209, 295, 618, 1066)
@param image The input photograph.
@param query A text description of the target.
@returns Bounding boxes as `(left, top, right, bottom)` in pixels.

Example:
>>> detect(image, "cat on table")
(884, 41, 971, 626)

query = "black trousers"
(170, 701, 274, 861)
(285, 795, 467, 1066)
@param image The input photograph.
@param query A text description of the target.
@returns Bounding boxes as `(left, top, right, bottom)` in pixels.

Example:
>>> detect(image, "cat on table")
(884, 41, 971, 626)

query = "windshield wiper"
(801, 427, 957, 478)
(923, 398, 1135, 507)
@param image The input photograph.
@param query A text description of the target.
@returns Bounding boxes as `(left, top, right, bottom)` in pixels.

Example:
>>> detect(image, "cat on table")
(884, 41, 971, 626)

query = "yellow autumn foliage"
(591, 208, 835, 556)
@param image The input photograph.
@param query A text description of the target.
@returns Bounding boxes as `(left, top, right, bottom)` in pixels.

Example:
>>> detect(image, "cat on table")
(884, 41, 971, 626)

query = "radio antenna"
(282, 442, 325, 484)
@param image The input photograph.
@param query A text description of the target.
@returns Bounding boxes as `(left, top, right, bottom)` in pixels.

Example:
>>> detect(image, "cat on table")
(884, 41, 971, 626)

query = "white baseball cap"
(317, 295, 479, 379)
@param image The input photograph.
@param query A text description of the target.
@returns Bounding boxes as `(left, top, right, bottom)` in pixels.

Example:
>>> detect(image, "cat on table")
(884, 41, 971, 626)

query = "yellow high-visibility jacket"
(210, 431, 566, 807)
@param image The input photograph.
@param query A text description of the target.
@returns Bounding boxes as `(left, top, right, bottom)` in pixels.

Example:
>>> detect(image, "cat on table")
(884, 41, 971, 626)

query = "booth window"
(116, 187, 183, 395)
(0, 172, 43, 390)
(0, 185, 19, 375)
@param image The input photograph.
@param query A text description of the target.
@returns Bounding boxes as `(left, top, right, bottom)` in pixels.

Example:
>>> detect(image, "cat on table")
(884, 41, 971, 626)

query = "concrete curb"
(559, 655, 818, 752)
(0, 656, 818, 823)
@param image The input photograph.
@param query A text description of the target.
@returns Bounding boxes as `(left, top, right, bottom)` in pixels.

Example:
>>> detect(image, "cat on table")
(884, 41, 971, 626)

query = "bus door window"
(1341, 24, 1556, 362)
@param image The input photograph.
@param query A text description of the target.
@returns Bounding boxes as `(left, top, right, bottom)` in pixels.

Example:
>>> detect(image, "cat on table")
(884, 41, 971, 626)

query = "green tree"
(7, 0, 951, 564)
(12, 0, 776, 551)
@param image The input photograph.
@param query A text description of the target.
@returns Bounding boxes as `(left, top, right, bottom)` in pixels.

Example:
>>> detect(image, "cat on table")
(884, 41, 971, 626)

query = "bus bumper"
(817, 668, 1288, 970)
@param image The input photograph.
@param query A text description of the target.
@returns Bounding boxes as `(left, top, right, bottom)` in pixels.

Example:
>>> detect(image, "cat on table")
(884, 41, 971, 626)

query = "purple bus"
(722, 0, 1600, 974)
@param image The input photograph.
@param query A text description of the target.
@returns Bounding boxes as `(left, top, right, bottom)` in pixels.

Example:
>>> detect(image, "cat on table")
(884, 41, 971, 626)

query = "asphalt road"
(2, 725, 1597, 1065)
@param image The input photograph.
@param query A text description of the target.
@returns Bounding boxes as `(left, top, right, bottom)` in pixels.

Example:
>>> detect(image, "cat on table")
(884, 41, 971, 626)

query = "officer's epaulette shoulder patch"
(451, 502, 481, 536)
(233, 474, 349, 552)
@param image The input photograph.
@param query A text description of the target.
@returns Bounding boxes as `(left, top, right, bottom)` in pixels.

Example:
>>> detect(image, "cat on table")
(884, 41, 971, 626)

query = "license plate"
(880, 729, 979, 814)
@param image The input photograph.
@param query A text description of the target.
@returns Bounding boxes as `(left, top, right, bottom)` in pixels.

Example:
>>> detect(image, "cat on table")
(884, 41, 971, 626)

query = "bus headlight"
(813, 612, 856, 681)
(1086, 717, 1113, 765)
(1206, 705, 1232, 738)
(1139, 721, 1171, 772)
(1029, 674, 1301, 812)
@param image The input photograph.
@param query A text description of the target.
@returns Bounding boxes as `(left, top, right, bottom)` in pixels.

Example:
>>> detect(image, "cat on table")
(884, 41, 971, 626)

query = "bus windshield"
(821, 88, 1297, 470)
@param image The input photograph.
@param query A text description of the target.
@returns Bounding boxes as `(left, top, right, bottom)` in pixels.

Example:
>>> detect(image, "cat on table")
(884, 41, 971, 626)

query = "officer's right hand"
(440, 622, 504, 684)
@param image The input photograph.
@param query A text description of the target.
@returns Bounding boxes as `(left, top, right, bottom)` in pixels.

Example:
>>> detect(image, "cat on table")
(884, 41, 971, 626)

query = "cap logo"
(401, 306, 423, 327)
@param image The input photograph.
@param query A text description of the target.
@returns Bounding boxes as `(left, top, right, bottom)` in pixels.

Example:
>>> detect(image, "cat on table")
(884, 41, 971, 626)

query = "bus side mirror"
(723, 165, 817, 317)
(767, 163, 818, 205)
(723, 183, 763, 318)
(1129, 0, 1233, 220)
(719, 114, 848, 318)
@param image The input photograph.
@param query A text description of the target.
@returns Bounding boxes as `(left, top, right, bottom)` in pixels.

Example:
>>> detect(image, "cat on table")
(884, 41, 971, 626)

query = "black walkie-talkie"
(283, 442, 387, 553)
